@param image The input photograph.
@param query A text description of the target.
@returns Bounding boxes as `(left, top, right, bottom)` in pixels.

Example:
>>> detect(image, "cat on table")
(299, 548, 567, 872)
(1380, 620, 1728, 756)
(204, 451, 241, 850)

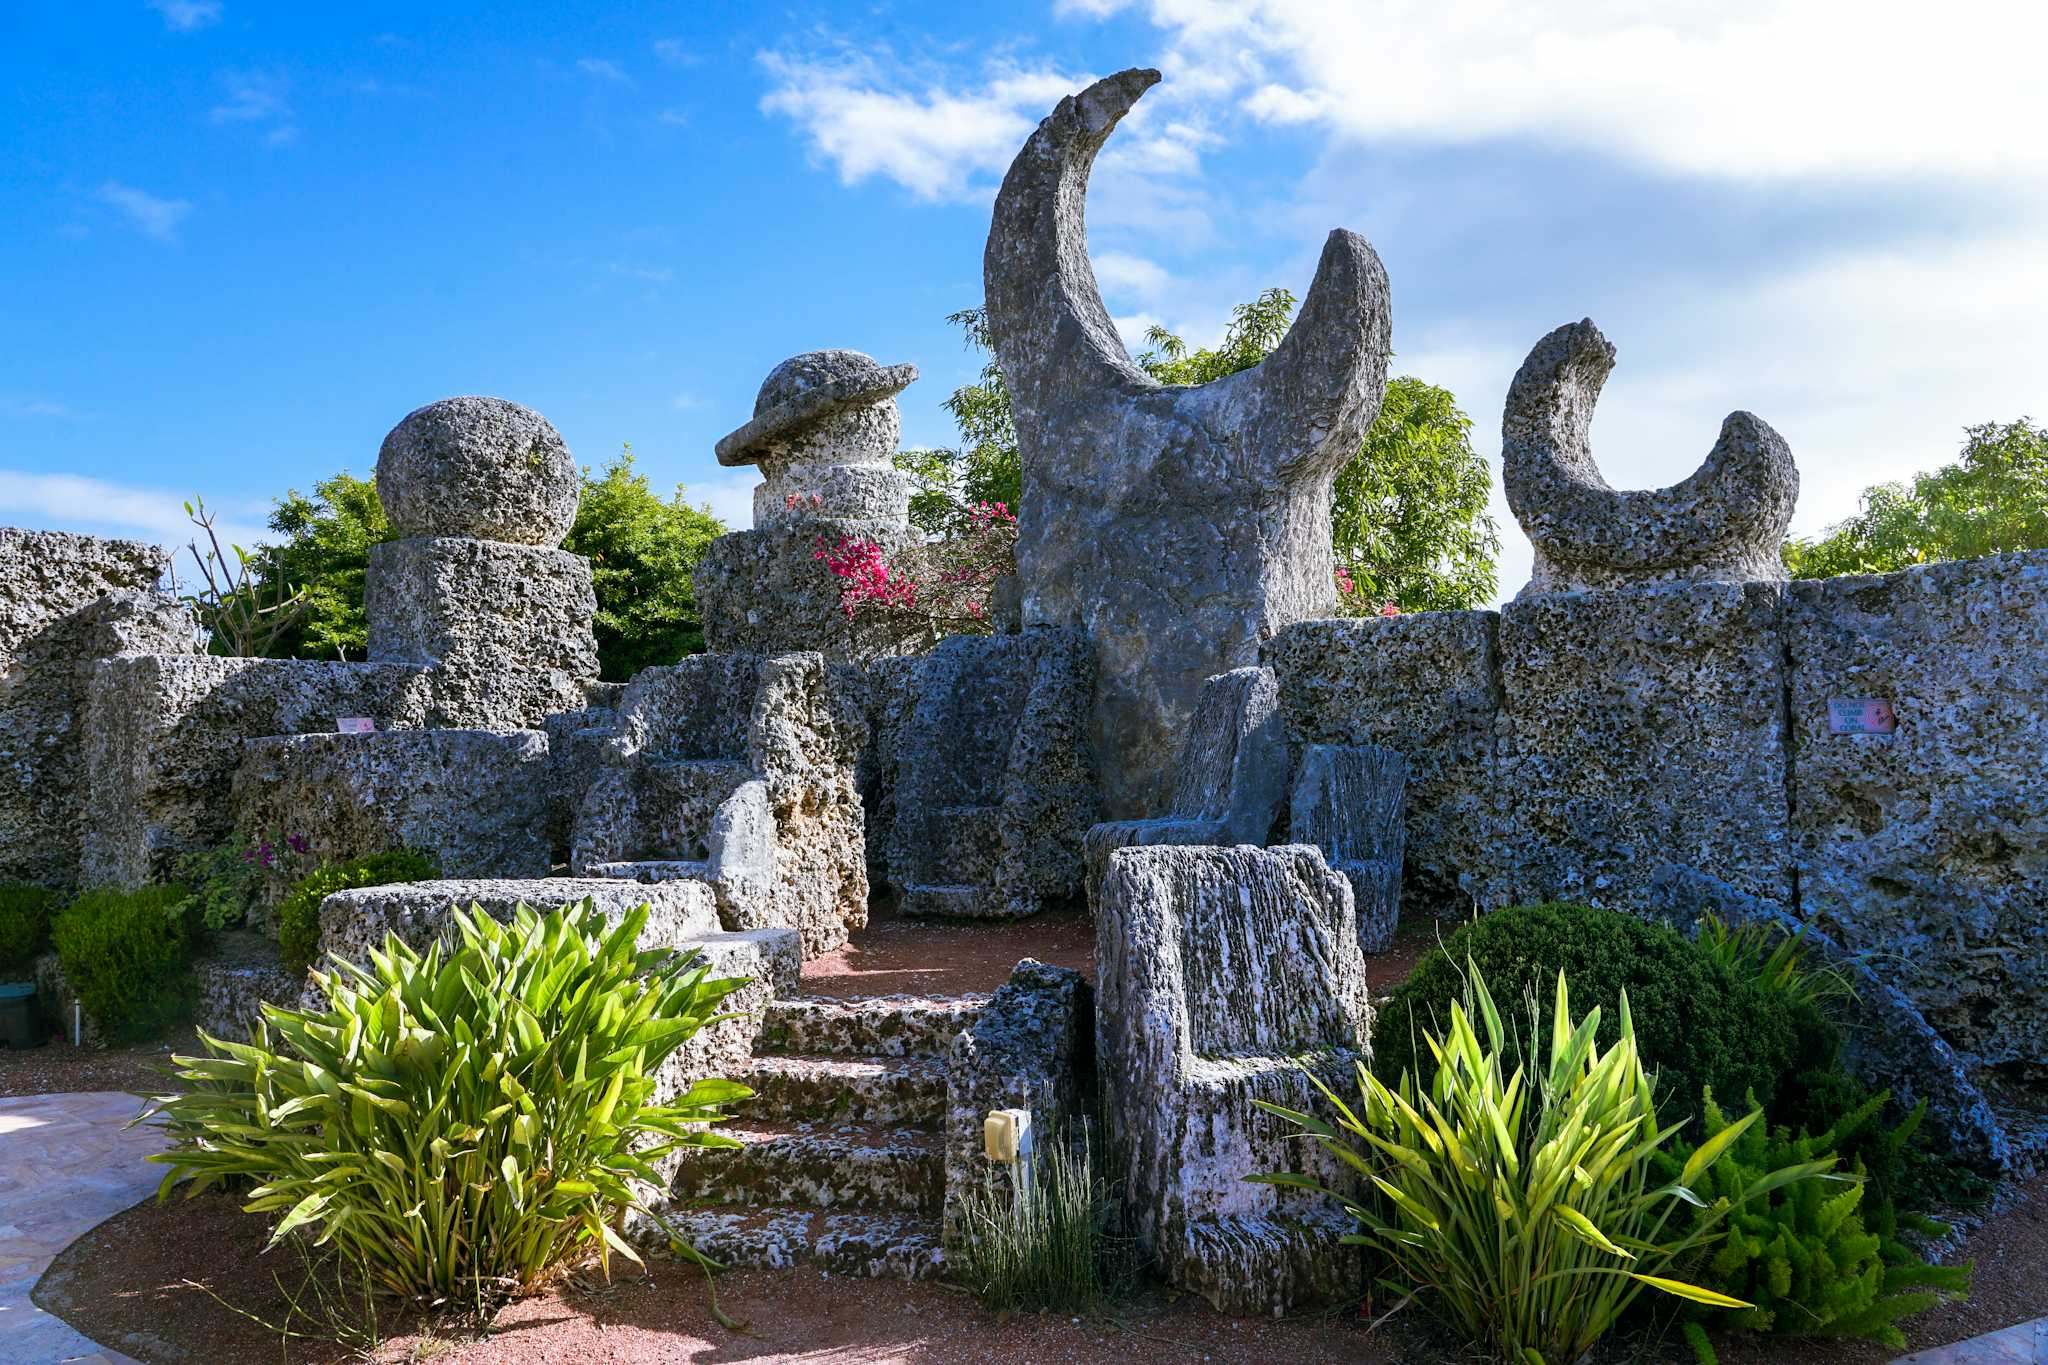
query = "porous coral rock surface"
(375, 395, 580, 546)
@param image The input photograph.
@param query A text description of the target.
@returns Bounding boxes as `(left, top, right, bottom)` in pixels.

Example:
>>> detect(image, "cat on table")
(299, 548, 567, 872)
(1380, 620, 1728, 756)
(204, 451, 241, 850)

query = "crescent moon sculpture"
(1502, 319, 1799, 598)
(983, 67, 1391, 816)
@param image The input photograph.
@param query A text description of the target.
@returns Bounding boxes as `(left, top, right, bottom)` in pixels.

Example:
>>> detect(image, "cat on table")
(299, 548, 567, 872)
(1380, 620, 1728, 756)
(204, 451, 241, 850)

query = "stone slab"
(366, 536, 597, 675)
(315, 876, 722, 965)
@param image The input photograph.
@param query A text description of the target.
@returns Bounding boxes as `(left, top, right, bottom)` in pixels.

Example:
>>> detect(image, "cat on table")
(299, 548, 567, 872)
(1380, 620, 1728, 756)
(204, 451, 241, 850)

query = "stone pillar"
(365, 396, 599, 688)
(692, 350, 929, 664)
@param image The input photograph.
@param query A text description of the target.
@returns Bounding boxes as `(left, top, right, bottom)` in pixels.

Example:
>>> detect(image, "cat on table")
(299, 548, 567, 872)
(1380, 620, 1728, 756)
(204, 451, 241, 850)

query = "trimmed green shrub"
(1259, 966, 1816, 1364)
(50, 885, 194, 1041)
(1666, 1089, 1969, 1358)
(275, 849, 437, 975)
(1374, 903, 1831, 1130)
(144, 902, 751, 1307)
(0, 882, 61, 977)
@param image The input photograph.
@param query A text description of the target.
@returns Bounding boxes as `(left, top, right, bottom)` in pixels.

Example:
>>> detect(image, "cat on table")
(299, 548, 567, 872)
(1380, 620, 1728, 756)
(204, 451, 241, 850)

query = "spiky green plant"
(1694, 913, 1857, 1015)
(141, 902, 750, 1307)
(1255, 965, 1833, 1364)
(953, 1127, 1130, 1312)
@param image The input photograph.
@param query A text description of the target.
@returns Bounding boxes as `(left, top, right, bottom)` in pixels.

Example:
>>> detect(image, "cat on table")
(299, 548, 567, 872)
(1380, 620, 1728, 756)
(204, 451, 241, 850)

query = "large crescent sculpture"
(982, 67, 1392, 817)
(1502, 319, 1799, 597)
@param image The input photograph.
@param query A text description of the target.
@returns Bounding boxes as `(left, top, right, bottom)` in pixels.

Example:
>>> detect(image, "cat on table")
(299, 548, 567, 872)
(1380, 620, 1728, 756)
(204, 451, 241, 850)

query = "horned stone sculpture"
(1503, 318, 1799, 598)
(984, 68, 1391, 816)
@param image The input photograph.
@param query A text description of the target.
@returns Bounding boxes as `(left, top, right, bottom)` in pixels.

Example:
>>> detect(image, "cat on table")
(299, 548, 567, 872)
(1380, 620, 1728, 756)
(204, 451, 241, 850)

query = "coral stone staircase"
(662, 993, 986, 1280)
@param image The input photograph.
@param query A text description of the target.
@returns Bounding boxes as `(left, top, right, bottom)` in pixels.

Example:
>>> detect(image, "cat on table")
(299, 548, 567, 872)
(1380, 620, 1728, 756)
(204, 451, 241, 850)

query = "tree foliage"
(251, 448, 725, 679)
(1785, 417, 2048, 578)
(897, 291, 1499, 611)
(567, 447, 726, 680)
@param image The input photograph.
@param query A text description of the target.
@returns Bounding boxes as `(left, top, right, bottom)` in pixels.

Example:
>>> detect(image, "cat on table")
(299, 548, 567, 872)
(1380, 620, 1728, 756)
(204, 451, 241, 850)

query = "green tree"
(1785, 418, 2048, 578)
(265, 471, 390, 660)
(898, 290, 1500, 612)
(565, 446, 726, 680)
(251, 448, 725, 679)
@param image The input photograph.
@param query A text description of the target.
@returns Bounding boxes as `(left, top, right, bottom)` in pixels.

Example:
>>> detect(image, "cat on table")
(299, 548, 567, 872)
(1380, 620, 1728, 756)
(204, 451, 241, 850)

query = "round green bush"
(0, 883, 62, 977)
(276, 849, 438, 975)
(1373, 902, 1827, 1129)
(50, 884, 194, 1042)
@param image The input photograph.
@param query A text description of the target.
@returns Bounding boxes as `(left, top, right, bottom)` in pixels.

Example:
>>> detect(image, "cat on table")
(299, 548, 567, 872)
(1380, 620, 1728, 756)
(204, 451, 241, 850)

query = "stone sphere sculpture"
(715, 349, 917, 530)
(376, 396, 579, 547)
(1502, 320, 1798, 598)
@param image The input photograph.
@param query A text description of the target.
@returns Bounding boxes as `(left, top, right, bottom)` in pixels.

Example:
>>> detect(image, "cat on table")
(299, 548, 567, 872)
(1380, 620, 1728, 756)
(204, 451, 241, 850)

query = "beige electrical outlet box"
(983, 1108, 1032, 1164)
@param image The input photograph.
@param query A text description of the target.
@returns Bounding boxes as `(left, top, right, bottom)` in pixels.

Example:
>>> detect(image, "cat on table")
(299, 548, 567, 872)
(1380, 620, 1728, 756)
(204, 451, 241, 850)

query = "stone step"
(930, 803, 1002, 882)
(670, 1121, 943, 1216)
(655, 1203, 945, 1281)
(737, 1053, 947, 1124)
(757, 994, 987, 1059)
(584, 859, 712, 884)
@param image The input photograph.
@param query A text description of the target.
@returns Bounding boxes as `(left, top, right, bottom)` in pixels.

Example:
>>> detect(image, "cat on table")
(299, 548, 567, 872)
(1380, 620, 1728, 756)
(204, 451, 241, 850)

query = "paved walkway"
(0, 1090, 162, 1364)
(1895, 1316, 2048, 1364)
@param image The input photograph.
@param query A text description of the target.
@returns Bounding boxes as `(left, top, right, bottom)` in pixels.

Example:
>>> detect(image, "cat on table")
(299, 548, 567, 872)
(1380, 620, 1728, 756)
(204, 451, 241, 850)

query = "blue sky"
(3, 1, 2043, 602)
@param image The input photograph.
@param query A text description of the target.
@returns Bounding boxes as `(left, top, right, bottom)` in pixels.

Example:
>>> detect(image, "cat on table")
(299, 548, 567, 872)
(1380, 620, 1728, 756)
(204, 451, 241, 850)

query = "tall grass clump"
(142, 902, 750, 1311)
(953, 1122, 1142, 1313)
(1258, 964, 1832, 1364)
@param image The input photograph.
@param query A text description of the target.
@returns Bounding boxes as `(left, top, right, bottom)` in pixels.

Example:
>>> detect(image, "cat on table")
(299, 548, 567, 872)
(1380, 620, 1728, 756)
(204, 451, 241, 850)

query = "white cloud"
(671, 392, 708, 412)
(0, 397, 78, 419)
(95, 182, 192, 242)
(0, 470, 271, 562)
(757, 49, 1096, 202)
(1116, 0, 2048, 187)
(652, 39, 699, 68)
(577, 57, 631, 85)
(681, 472, 758, 531)
(211, 69, 296, 144)
(1092, 251, 1173, 302)
(148, 0, 221, 33)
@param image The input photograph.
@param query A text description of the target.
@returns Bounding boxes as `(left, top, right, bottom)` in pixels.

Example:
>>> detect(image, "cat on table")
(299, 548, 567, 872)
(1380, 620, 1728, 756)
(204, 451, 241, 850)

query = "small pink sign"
(1827, 698, 1895, 735)
(336, 717, 376, 734)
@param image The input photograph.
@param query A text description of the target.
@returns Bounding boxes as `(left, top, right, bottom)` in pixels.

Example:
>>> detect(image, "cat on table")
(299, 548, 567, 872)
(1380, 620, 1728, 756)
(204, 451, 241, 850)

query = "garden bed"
(38, 1178, 2044, 1363)
(0, 1025, 199, 1098)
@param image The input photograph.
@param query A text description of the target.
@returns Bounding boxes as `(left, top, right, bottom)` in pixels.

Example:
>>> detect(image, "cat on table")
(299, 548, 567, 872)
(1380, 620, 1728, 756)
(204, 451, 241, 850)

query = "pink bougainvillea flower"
(1379, 602, 1401, 617)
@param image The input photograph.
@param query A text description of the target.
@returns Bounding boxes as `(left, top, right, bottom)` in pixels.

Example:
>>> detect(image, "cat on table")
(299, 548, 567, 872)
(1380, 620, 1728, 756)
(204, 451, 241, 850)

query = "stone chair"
(1290, 742, 1408, 953)
(882, 627, 1096, 919)
(1096, 843, 1373, 1316)
(1080, 666, 1289, 912)
(571, 650, 868, 958)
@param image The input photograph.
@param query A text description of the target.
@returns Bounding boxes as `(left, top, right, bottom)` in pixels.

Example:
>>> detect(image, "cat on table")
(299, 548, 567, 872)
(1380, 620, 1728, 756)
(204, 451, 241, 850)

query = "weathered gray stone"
(1503, 320, 1798, 598)
(376, 396, 579, 546)
(943, 960, 1090, 1251)
(572, 652, 868, 957)
(884, 628, 1096, 918)
(1096, 844, 1369, 1315)
(231, 730, 554, 924)
(192, 929, 301, 1044)
(1487, 581, 1792, 915)
(1265, 611, 1499, 917)
(1, 589, 201, 888)
(1291, 743, 1407, 953)
(694, 519, 927, 664)
(314, 876, 721, 965)
(1786, 551, 2048, 1070)
(365, 537, 598, 676)
(80, 655, 438, 887)
(985, 68, 1391, 816)
(716, 349, 916, 525)
(1082, 666, 1288, 913)
(0, 527, 169, 658)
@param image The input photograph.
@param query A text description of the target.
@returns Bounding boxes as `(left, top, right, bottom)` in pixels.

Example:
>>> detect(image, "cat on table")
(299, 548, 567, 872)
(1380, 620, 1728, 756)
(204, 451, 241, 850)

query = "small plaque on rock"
(1827, 698, 1895, 735)
(336, 717, 376, 734)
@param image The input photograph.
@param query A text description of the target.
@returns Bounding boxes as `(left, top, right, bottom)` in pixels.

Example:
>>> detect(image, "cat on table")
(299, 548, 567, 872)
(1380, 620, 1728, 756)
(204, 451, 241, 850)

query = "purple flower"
(286, 834, 310, 856)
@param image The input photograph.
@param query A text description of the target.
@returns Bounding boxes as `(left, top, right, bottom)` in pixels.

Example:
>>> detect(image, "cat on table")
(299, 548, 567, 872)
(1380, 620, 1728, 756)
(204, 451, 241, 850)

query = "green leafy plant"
(274, 849, 438, 975)
(1375, 903, 1829, 1133)
(1694, 914, 1856, 1015)
(952, 1122, 1141, 1312)
(142, 902, 752, 1311)
(176, 496, 311, 658)
(173, 829, 313, 933)
(50, 884, 194, 1041)
(0, 882, 61, 977)
(1665, 1089, 1969, 1358)
(1259, 967, 1823, 1364)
